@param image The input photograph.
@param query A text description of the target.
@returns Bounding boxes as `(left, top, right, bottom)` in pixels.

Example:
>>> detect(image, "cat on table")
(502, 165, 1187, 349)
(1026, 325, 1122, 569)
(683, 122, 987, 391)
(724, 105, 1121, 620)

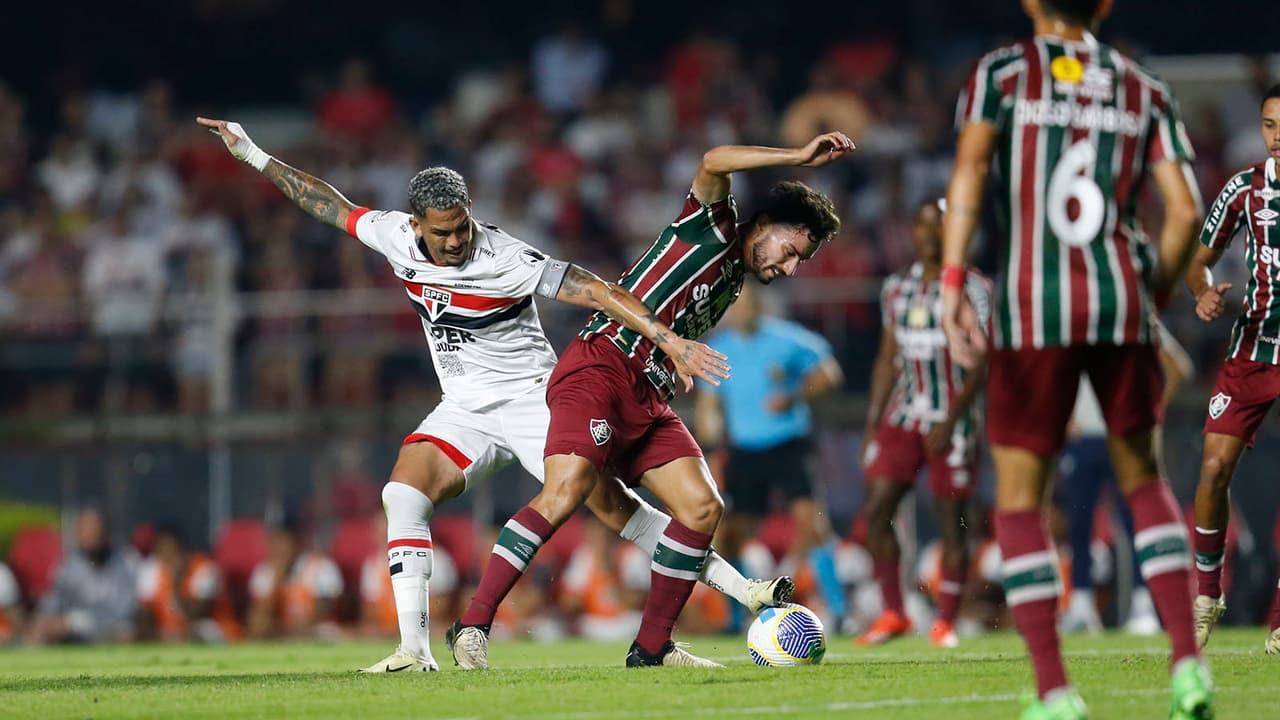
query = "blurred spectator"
(247, 523, 344, 639)
(0, 561, 21, 643)
(136, 524, 242, 643)
(559, 522, 643, 641)
(81, 197, 168, 412)
(317, 59, 398, 144)
(531, 23, 609, 115)
(780, 61, 873, 151)
(28, 508, 140, 644)
(318, 240, 385, 407)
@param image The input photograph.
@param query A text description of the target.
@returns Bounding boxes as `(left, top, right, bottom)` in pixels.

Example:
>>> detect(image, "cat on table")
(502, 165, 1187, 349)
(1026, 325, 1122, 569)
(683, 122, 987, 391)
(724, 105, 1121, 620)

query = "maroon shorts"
(1204, 357, 1280, 447)
(987, 344, 1163, 457)
(544, 336, 702, 485)
(863, 423, 978, 498)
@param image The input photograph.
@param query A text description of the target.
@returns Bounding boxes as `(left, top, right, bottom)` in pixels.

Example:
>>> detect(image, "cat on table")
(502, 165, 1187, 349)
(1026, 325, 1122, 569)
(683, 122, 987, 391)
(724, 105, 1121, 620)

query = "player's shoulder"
(977, 40, 1031, 68)
(1219, 164, 1263, 197)
(361, 209, 414, 233)
(1099, 45, 1173, 95)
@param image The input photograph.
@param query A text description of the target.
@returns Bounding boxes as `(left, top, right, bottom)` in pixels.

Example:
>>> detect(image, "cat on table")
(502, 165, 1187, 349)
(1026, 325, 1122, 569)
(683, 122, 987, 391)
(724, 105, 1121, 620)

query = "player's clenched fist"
(1195, 282, 1233, 322)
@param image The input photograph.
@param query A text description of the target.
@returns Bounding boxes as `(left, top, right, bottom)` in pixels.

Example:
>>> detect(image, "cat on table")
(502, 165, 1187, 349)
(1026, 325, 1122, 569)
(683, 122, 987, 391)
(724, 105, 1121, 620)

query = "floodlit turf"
(0, 628, 1273, 719)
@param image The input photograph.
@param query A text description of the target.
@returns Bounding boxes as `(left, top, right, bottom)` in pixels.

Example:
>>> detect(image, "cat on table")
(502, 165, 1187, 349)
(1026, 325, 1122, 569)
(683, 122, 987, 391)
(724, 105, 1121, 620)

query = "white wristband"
(241, 144, 272, 172)
(220, 121, 273, 172)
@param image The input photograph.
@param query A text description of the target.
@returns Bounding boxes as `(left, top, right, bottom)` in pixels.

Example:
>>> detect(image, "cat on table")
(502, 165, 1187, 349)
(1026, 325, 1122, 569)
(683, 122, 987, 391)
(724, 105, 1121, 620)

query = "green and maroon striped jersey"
(580, 190, 745, 397)
(1201, 158, 1280, 364)
(957, 34, 1195, 350)
(880, 263, 991, 434)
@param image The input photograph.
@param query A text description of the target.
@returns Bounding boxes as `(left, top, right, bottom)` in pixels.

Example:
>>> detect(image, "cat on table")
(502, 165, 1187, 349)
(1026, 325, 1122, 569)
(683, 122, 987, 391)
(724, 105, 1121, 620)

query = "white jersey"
(347, 208, 567, 412)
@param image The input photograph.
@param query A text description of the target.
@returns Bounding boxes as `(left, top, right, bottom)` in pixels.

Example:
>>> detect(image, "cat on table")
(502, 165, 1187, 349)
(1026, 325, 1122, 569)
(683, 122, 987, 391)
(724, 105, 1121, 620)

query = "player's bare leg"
(359, 441, 466, 673)
(858, 479, 912, 645)
(625, 456, 725, 668)
(589, 478, 792, 614)
(930, 495, 968, 648)
(1191, 432, 1243, 648)
(1108, 428, 1212, 717)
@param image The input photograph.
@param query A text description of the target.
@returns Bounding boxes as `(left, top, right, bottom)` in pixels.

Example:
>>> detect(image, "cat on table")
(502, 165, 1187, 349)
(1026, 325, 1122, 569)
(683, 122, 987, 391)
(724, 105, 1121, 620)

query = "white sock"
(383, 481, 435, 659)
(619, 498, 751, 608)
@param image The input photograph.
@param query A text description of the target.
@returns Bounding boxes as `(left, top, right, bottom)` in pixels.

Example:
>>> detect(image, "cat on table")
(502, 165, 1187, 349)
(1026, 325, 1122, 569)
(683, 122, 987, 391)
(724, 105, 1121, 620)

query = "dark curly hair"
(751, 181, 840, 244)
(1041, 0, 1104, 25)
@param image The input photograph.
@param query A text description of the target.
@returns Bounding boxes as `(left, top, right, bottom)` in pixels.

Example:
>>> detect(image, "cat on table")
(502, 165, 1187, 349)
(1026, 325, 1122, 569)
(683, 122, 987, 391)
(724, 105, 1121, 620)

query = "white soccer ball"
(746, 603, 826, 667)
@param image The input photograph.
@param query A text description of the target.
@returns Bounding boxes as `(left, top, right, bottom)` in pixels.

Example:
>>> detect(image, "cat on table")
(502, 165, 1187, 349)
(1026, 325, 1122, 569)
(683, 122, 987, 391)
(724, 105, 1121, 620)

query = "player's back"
(959, 35, 1194, 350)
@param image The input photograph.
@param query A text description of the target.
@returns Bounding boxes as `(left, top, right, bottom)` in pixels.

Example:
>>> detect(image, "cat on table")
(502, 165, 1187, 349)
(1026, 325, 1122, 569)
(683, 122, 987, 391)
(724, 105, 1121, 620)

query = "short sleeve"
(489, 237, 569, 299)
(782, 323, 832, 377)
(346, 208, 413, 256)
(136, 560, 161, 602)
(956, 48, 1018, 130)
(248, 563, 275, 600)
(1200, 170, 1252, 250)
(671, 191, 739, 246)
(359, 558, 383, 603)
(307, 556, 344, 600)
(431, 547, 458, 595)
(0, 563, 20, 607)
(187, 562, 220, 602)
(1147, 81, 1196, 166)
(879, 276, 898, 329)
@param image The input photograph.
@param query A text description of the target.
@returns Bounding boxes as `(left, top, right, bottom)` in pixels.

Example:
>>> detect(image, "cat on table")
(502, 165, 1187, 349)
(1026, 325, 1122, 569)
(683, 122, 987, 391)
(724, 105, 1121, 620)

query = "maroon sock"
(1126, 480, 1198, 665)
(938, 563, 966, 625)
(873, 556, 904, 614)
(1269, 579, 1280, 632)
(996, 509, 1069, 699)
(1193, 525, 1227, 599)
(634, 519, 712, 655)
(460, 506, 554, 628)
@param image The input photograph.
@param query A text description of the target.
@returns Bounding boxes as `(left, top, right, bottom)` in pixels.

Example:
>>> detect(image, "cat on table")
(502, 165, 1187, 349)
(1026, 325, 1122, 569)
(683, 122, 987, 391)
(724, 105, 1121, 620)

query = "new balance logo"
(590, 418, 612, 446)
(1208, 392, 1231, 420)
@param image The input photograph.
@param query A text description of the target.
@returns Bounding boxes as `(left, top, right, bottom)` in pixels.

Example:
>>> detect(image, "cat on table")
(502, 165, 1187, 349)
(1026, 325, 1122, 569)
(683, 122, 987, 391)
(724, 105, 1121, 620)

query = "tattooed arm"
(196, 117, 357, 230)
(555, 264, 730, 390)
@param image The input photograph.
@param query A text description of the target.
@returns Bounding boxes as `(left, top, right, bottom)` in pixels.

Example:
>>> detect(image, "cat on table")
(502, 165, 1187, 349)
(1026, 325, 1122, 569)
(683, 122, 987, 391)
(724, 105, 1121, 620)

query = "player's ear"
(409, 215, 421, 235)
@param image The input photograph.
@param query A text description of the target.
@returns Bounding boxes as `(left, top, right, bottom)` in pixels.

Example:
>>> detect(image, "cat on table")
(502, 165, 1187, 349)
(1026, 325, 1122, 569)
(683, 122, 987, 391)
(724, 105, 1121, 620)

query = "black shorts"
(722, 437, 814, 516)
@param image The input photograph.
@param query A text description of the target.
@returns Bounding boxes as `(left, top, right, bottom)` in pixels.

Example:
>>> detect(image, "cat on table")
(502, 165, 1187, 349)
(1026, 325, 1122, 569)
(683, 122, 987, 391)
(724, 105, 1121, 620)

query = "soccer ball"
(746, 603, 826, 666)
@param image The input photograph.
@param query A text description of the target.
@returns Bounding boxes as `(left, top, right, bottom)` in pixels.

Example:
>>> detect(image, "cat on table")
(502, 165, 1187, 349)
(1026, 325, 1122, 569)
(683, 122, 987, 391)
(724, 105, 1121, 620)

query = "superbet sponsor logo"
(1256, 245, 1280, 267)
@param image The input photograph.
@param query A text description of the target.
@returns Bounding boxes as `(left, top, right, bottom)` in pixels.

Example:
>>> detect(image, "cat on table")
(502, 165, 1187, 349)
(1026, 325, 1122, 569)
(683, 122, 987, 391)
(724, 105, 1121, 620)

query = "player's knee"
(1201, 453, 1237, 491)
(682, 492, 723, 532)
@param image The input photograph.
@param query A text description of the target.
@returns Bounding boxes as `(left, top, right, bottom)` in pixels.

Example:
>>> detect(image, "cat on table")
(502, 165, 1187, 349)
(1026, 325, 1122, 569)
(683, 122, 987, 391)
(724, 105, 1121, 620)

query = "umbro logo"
(1255, 208, 1278, 227)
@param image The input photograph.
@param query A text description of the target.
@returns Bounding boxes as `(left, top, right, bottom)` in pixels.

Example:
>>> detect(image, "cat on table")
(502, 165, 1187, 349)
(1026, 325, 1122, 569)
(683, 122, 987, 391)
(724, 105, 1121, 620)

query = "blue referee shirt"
(703, 318, 832, 451)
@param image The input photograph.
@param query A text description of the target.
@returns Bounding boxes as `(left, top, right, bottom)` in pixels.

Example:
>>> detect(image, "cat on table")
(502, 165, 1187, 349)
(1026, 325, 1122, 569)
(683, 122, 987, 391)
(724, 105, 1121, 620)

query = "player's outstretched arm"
(940, 122, 995, 369)
(195, 117, 357, 231)
(555, 264, 730, 392)
(1151, 159, 1205, 303)
(692, 132, 856, 205)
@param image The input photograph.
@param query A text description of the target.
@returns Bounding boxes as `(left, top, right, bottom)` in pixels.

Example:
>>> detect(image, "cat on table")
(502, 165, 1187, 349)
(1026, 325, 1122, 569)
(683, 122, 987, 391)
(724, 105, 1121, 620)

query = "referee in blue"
(694, 282, 845, 629)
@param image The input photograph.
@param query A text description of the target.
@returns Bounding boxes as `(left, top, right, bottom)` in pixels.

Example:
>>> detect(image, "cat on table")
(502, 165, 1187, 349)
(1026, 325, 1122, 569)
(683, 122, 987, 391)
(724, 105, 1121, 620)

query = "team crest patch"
(1208, 392, 1231, 420)
(421, 286, 452, 320)
(589, 418, 612, 446)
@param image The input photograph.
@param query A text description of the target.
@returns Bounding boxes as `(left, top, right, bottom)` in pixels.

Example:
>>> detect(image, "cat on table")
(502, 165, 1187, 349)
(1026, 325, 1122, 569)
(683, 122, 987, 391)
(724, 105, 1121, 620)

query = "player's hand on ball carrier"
(668, 339, 730, 393)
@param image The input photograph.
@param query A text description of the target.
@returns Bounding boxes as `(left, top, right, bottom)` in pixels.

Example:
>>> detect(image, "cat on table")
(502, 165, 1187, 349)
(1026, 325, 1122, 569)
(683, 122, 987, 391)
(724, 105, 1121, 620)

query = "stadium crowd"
(1, 4, 1277, 648)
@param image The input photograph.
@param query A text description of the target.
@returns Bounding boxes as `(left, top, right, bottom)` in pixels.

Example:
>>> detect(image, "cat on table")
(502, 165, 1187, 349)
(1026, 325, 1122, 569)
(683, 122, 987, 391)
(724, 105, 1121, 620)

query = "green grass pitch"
(1, 628, 1273, 718)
